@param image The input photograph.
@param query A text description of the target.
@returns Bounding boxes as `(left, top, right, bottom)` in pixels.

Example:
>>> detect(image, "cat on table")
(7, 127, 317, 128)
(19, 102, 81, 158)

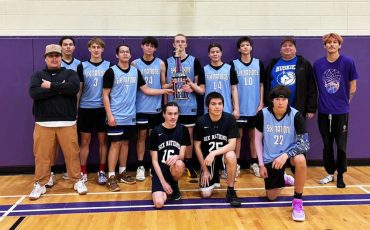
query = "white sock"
(119, 167, 126, 174)
(108, 172, 115, 178)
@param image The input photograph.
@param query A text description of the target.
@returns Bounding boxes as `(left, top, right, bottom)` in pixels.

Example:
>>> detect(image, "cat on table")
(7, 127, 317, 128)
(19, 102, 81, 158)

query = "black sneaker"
(337, 175, 346, 188)
(171, 183, 182, 200)
(185, 165, 198, 178)
(226, 189, 241, 207)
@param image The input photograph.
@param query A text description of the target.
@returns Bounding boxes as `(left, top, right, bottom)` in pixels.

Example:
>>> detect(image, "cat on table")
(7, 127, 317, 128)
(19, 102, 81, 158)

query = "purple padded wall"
(0, 36, 368, 167)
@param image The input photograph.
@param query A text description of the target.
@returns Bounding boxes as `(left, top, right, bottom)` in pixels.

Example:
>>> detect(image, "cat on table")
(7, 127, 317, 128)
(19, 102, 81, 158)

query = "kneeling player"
(150, 102, 190, 208)
(255, 85, 310, 221)
(194, 92, 241, 207)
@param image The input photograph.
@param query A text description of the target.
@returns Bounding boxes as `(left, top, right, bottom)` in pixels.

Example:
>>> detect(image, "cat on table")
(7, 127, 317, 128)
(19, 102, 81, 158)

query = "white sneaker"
(250, 163, 260, 177)
(81, 173, 88, 183)
(221, 170, 227, 179)
(136, 166, 146, 181)
(319, 174, 334, 184)
(62, 172, 69, 180)
(45, 172, 56, 188)
(74, 180, 88, 195)
(284, 173, 295, 186)
(29, 182, 46, 200)
(236, 164, 241, 178)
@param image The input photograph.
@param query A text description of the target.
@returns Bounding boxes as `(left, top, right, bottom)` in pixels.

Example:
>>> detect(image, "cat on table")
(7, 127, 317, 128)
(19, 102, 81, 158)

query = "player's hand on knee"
(272, 154, 288, 169)
(166, 155, 178, 166)
(204, 153, 215, 166)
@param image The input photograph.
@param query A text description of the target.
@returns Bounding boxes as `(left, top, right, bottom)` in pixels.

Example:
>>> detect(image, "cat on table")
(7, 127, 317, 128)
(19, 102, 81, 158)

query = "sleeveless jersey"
(262, 107, 298, 164)
(166, 55, 197, 115)
(109, 65, 139, 125)
(80, 60, 110, 108)
(204, 64, 233, 113)
(233, 58, 260, 116)
(134, 58, 162, 113)
(61, 58, 81, 71)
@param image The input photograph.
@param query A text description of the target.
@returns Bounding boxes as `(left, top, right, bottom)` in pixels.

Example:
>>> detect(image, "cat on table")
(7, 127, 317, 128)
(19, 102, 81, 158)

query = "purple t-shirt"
(313, 55, 359, 114)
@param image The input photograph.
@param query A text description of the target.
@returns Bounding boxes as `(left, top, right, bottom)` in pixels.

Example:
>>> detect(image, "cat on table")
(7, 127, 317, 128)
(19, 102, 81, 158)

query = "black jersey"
(149, 123, 191, 166)
(194, 112, 239, 158)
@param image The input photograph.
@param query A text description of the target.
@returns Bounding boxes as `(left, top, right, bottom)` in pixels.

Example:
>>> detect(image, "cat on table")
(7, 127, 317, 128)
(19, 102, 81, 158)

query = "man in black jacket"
(265, 37, 317, 118)
(28, 44, 87, 200)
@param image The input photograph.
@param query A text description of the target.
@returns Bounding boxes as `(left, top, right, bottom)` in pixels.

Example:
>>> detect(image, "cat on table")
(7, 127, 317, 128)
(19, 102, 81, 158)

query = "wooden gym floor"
(1, 166, 370, 229)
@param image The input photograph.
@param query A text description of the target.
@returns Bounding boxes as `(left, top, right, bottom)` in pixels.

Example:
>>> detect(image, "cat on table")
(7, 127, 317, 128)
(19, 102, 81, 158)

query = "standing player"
(194, 92, 241, 207)
(103, 44, 173, 192)
(60, 36, 81, 71)
(231, 36, 265, 178)
(150, 102, 190, 208)
(255, 85, 309, 221)
(132, 36, 166, 181)
(47, 36, 82, 186)
(164, 34, 204, 179)
(77, 37, 111, 185)
(199, 43, 239, 117)
(313, 33, 358, 188)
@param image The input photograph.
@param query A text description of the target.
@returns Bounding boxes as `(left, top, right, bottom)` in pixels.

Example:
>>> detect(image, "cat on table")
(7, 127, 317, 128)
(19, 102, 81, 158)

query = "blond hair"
(322, 33, 343, 45)
(87, 37, 105, 48)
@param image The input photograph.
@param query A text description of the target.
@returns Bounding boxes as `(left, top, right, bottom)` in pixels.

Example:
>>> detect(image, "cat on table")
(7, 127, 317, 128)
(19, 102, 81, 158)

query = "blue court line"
(1, 194, 370, 216)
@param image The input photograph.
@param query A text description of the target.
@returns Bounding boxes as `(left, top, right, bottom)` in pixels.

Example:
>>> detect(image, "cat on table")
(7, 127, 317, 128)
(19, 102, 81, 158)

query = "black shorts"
(199, 155, 222, 191)
(236, 116, 257, 129)
(151, 166, 176, 193)
(136, 113, 162, 130)
(178, 115, 197, 127)
(107, 125, 136, 142)
(263, 161, 288, 190)
(77, 108, 107, 133)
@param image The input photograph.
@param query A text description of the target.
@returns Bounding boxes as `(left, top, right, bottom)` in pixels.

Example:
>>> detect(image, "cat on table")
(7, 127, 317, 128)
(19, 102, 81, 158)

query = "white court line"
(0, 195, 26, 223)
(358, 186, 370, 194)
(1, 184, 370, 199)
(7, 198, 370, 215)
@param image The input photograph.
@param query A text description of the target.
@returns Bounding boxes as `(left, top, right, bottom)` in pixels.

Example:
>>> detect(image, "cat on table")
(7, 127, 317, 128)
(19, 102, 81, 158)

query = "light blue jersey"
(233, 58, 260, 116)
(110, 65, 140, 125)
(62, 58, 81, 71)
(204, 64, 233, 113)
(166, 55, 197, 115)
(134, 58, 162, 113)
(262, 107, 298, 164)
(80, 60, 110, 108)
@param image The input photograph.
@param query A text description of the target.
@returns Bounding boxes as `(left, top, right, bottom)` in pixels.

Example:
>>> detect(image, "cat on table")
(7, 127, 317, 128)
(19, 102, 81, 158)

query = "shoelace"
(293, 202, 303, 211)
(228, 190, 237, 198)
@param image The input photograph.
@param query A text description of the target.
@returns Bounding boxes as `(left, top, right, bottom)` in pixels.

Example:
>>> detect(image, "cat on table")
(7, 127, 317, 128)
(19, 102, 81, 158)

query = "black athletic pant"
(318, 113, 349, 175)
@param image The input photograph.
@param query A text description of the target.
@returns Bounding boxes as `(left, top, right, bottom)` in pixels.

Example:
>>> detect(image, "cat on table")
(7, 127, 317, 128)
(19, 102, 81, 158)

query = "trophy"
(172, 48, 190, 100)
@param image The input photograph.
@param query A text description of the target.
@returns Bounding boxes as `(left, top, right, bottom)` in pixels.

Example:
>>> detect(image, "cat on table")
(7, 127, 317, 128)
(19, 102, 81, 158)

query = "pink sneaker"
(284, 173, 295, 186)
(292, 198, 305, 221)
